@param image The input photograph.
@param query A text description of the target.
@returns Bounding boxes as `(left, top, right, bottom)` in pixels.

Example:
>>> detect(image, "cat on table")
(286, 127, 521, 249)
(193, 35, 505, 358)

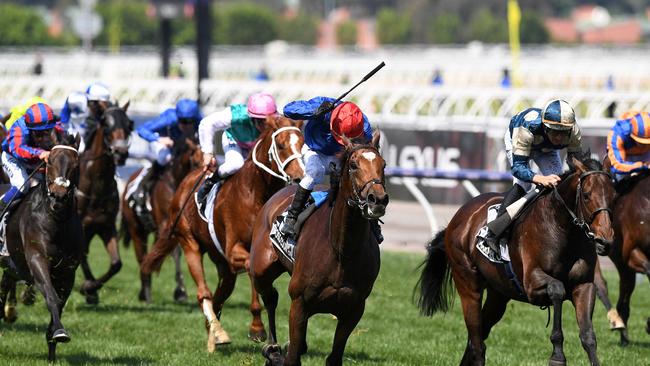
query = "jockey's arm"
(607, 130, 647, 174)
(136, 109, 175, 143)
(198, 107, 232, 156)
(9, 125, 44, 162)
(284, 96, 336, 122)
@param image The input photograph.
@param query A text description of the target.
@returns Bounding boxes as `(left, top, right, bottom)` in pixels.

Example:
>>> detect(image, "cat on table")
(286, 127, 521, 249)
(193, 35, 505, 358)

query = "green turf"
(1, 241, 650, 365)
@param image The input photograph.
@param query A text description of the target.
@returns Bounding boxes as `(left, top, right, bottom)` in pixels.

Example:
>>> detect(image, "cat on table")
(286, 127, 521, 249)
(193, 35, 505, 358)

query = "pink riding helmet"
(247, 92, 277, 118)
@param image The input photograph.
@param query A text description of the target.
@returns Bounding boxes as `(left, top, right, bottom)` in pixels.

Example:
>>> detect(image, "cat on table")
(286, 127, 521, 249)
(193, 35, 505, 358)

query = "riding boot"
(197, 170, 222, 215)
(370, 220, 384, 244)
(135, 162, 165, 209)
(279, 186, 312, 239)
(485, 184, 526, 253)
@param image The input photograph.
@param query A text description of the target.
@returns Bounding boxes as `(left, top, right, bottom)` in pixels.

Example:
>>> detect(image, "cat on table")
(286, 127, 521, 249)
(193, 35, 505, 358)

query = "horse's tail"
(141, 224, 175, 275)
(415, 228, 454, 315)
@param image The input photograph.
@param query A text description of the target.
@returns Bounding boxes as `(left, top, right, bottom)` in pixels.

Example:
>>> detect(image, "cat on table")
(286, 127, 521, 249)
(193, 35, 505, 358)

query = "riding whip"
(0, 160, 46, 219)
(167, 169, 207, 239)
(313, 61, 386, 118)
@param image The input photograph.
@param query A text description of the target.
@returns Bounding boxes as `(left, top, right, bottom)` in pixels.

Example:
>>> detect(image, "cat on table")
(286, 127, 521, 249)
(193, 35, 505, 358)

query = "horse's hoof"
(4, 304, 17, 323)
(52, 328, 71, 343)
(173, 287, 188, 303)
(20, 286, 36, 306)
(608, 309, 626, 330)
(262, 343, 281, 357)
(548, 359, 567, 366)
(645, 318, 650, 334)
(249, 328, 268, 343)
(215, 333, 232, 345)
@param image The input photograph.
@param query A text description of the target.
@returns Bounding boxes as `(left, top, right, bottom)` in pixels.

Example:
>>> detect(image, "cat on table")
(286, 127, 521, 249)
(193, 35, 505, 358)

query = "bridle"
(252, 126, 303, 182)
(553, 170, 612, 242)
(82, 107, 132, 161)
(345, 145, 385, 217)
(46, 145, 79, 200)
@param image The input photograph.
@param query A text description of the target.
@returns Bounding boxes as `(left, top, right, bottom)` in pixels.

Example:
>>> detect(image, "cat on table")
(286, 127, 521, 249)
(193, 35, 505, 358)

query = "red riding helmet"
(330, 102, 364, 145)
(24, 103, 58, 130)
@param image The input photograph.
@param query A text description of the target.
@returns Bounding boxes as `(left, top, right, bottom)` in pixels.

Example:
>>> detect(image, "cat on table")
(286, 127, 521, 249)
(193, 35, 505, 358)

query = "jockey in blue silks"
(132, 99, 202, 206)
(60, 91, 89, 152)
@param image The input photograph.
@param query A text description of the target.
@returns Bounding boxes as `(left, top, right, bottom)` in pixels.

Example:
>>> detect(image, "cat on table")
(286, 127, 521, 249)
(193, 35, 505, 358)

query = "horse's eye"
(583, 192, 590, 201)
(277, 143, 286, 149)
(350, 160, 358, 170)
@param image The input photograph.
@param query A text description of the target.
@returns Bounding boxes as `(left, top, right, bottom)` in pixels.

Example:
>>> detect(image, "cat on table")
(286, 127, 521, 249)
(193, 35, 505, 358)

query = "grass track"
(1, 240, 650, 365)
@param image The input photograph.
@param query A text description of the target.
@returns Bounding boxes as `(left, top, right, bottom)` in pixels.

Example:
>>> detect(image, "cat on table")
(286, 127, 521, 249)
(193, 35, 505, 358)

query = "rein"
(252, 126, 303, 183)
(345, 145, 384, 217)
(552, 170, 612, 241)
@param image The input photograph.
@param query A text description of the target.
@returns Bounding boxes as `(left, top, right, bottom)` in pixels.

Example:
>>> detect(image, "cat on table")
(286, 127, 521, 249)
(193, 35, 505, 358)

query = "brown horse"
(417, 157, 615, 366)
(249, 131, 388, 366)
(121, 136, 202, 303)
(77, 103, 133, 304)
(142, 115, 304, 352)
(0, 135, 82, 362)
(592, 170, 650, 345)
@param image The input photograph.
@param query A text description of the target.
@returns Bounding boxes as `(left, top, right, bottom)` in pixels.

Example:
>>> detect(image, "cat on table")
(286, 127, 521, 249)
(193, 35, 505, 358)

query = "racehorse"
(592, 169, 650, 345)
(249, 131, 388, 366)
(121, 136, 202, 303)
(417, 156, 615, 366)
(0, 134, 82, 362)
(141, 115, 304, 352)
(77, 103, 133, 304)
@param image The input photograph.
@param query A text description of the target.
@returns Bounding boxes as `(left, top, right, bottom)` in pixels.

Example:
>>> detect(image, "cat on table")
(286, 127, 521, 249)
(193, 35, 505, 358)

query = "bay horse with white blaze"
(121, 136, 201, 303)
(0, 135, 82, 362)
(418, 156, 615, 366)
(77, 103, 133, 304)
(249, 130, 388, 366)
(141, 115, 304, 352)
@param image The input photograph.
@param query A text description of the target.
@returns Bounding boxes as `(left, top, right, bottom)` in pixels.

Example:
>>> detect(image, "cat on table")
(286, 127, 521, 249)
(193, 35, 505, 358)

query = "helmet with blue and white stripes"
(542, 99, 576, 131)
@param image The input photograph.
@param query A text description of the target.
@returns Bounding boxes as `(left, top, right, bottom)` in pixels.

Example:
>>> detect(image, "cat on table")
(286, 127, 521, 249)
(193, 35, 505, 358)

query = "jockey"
(5, 96, 48, 129)
(0, 103, 65, 215)
(132, 99, 202, 206)
(606, 111, 650, 181)
(277, 97, 383, 243)
(196, 92, 278, 212)
(486, 99, 583, 252)
(84, 82, 112, 147)
(60, 91, 89, 152)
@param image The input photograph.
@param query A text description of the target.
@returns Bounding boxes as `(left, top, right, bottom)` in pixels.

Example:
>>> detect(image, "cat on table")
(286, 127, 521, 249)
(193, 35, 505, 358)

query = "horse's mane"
(559, 152, 603, 181)
(614, 170, 650, 194)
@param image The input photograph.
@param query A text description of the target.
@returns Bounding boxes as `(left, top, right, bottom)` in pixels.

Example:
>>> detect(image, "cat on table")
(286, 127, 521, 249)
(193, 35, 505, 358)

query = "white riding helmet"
(86, 82, 111, 102)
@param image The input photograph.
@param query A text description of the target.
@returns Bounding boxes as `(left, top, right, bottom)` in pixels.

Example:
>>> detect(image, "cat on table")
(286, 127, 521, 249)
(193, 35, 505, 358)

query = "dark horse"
(417, 157, 615, 366)
(249, 130, 388, 366)
(121, 136, 202, 303)
(0, 135, 82, 362)
(77, 103, 133, 304)
(592, 167, 650, 345)
(142, 115, 304, 352)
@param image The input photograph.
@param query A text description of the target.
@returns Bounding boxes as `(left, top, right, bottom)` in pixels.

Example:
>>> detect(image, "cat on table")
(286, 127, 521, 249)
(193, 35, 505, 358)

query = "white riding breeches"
(299, 144, 339, 191)
(2, 152, 30, 194)
(218, 133, 246, 178)
(504, 129, 563, 191)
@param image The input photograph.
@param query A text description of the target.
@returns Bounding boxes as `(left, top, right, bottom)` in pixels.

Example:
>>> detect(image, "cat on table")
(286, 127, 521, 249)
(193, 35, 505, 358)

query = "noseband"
(46, 145, 78, 199)
(553, 170, 612, 241)
(345, 146, 385, 214)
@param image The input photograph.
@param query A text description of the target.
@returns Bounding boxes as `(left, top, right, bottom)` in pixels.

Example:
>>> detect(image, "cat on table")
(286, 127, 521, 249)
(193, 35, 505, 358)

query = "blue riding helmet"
(176, 99, 201, 120)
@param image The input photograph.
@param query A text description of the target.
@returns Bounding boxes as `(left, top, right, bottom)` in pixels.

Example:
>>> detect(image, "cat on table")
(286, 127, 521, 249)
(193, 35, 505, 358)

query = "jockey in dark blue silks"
(277, 96, 383, 246)
(60, 91, 89, 152)
(485, 99, 584, 252)
(132, 99, 202, 206)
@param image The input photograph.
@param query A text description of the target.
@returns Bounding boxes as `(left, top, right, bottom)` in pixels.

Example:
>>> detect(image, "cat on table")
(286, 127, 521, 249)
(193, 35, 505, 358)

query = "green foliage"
(336, 20, 358, 46)
(520, 10, 549, 44)
(0, 4, 67, 46)
(171, 18, 195, 45)
(376, 7, 411, 45)
(427, 14, 461, 44)
(215, 3, 278, 45)
(95, 1, 158, 46)
(468, 8, 508, 43)
(278, 14, 319, 45)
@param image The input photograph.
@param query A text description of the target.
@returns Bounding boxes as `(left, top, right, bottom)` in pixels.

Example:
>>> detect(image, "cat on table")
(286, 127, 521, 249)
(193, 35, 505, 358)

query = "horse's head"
(568, 156, 616, 255)
(100, 101, 133, 166)
(340, 129, 389, 219)
(255, 115, 304, 183)
(171, 136, 202, 179)
(45, 134, 81, 211)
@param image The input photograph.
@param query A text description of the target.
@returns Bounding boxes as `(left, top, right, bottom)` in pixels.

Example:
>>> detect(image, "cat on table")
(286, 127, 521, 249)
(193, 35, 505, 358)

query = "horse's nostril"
(293, 178, 300, 184)
(367, 193, 376, 204)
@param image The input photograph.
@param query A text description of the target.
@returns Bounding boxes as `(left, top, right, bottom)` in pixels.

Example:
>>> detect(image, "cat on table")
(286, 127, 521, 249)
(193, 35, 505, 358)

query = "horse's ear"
(122, 100, 130, 112)
(371, 128, 381, 149)
(571, 156, 587, 174)
(73, 133, 81, 150)
(292, 119, 304, 129)
(266, 115, 280, 130)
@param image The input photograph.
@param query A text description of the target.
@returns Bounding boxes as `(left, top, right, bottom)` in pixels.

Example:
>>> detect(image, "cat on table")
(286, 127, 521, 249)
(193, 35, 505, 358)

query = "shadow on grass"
(78, 302, 194, 314)
(216, 342, 383, 364)
(62, 352, 153, 365)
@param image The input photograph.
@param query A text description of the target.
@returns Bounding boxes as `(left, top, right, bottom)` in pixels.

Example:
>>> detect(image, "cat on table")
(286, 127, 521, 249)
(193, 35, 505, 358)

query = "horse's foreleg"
(547, 280, 567, 366)
(325, 302, 365, 366)
(593, 260, 624, 330)
(94, 234, 122, 287)
(180, 237, 229, 351)
(29, 257, 68, 345)
(131, 225, 152, 303)
(615, 264, 636, 346)
(171, 246, 187, 302)
(230, 243, 266, 342)
(572, 282, 600, 366)
(285, 298, 310, 366)
(211, 261, 236, 344)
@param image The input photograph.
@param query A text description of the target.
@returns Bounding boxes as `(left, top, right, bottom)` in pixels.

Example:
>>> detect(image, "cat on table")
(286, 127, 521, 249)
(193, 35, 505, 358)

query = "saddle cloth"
(0, 212, 8, 257)
(476, 204, 511, 264)
(194, 182, 225, 258)
(269, 191, 329, 263)
(125, 167, 155, 231)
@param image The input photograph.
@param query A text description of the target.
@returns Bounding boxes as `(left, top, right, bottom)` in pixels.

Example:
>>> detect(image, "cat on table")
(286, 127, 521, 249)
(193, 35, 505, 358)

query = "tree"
(468, 8, 507, 43)
(376, 8, 410, 44)
(520, 10, 549, 44)
(336, 20, 357, 46)
(216, 3, 278, 45)
(427, 14, 461, 44)
(278, 14, 318, 45)
(95, 2, 158, 45)
(0, 4, 63, 46)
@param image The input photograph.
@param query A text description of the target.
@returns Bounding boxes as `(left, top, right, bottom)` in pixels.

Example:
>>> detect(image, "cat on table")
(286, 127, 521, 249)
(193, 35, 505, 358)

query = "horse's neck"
(80, 127, 117, 194)
(230, 158, 282, 204)
(329, 181, 370, 260)
(528, 175, 579, 238)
